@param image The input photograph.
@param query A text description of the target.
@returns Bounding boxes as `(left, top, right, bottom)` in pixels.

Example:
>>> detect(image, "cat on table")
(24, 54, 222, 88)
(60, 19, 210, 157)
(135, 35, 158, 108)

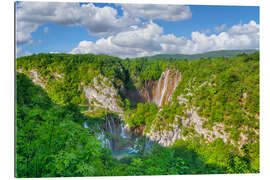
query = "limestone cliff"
(144, 92, 253, 148)
(83, 75, 123, 114)
(140, 69, 182, 106)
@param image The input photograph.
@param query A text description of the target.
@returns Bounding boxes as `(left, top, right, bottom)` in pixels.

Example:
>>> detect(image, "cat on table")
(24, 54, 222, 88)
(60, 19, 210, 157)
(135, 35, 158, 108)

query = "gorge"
(82, 68, 182, 158)
(16, 52, 260, 176)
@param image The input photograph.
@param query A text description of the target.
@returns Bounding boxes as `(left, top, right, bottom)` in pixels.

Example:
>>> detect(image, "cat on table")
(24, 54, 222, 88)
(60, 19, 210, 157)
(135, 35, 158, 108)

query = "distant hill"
(146, 49, 258, 60)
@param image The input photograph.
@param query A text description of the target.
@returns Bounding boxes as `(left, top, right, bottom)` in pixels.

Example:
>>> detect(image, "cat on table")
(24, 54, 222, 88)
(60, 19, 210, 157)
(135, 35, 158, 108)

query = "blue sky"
(16, 2, 259, 58)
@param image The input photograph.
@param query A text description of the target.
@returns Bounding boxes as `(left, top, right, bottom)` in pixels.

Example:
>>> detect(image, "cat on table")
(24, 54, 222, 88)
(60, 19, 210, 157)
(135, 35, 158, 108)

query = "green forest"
(16, 52, 259, 177)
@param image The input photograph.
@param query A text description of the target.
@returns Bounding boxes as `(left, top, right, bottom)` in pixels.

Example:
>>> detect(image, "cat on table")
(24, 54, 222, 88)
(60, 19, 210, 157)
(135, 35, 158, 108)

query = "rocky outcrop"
(29, 70, 45, 88)
(83, 75, 123, 114)
(145, 109, 230, 147)
(144, 94, 231, 147)
(180, 109, 230, 143)
(121, 69, 181, 107)
(145, 119, 183, 146)
(144, 92, 257, 148)
(139, 80, 158, 103)
(139, 69, 182, 106)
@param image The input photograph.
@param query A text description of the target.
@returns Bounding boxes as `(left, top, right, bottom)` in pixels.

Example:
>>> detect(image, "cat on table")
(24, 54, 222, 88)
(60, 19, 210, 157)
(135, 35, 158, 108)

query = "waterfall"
(158, 70, 170, 106)
(151, 69, 181, 107)
(84, 114, 154, 159)
(120, 121, 128, 138)
(97, 131, 112, 149)
(106, 115, 113, 134)
(84, 121, 89, 128)
(155, 72, 163, 105)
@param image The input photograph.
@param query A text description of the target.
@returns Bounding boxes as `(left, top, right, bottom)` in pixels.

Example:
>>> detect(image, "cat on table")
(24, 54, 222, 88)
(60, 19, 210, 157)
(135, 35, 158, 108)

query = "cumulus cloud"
(23, 52, 33, 56)
(16, 2, 139, 44)
(70, 20, 259, 58)
(49, 51, 59, 54)
(16, 21, 38, 45)
(16, 47, 22, 57)
(16, 51, 33, 58)
(71, 22, 164, 57)
(228, 20, 259, 35)
(121, 4, 192, 21)
(16, 2, 193, 46)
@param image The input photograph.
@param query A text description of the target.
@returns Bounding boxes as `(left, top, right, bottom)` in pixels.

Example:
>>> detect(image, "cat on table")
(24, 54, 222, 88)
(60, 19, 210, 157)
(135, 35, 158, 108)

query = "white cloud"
(16, 47, 22, 54)
(23, 52, 33, 56)
(16, 2, 193, 47)
(17, 51, 33, 58)
(121, 4, 192, 21)
(228, 20, 259, 35)
(49, 51, 59, 54)
(111, 21, 163, 51)
(215, 24, 227, 32)
(71, 21, 164, 57)
(16, 21, 38, 45)
(16, 47, 22, 57)
(16, 2, 139, 44)
(70, 20, 259, 58)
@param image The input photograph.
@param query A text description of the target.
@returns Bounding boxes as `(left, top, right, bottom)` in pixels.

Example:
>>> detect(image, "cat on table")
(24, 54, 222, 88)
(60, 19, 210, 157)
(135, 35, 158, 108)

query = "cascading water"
(155, 74, 162, 105)
(158, 70, 170, 106)
(84, 121, 89, 128)
(83, 69, 181, 158)
(151, 69, 181, 107)
(97, 131, 111, 149)
(84, 114, 149, 159)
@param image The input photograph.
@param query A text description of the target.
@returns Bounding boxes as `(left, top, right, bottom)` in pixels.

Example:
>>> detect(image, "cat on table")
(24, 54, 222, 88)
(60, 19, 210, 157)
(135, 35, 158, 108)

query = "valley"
(16, 52, 259, 177)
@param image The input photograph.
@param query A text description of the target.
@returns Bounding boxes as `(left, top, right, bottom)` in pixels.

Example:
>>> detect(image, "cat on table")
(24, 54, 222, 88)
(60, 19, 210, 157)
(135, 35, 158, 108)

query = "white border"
(1, 0, 269, 180)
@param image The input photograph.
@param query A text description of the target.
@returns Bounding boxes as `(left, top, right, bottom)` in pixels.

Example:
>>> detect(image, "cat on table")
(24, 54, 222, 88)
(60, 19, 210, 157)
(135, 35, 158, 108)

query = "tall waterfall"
(152, 69, 182, 107)
(158, 70, 170, 106)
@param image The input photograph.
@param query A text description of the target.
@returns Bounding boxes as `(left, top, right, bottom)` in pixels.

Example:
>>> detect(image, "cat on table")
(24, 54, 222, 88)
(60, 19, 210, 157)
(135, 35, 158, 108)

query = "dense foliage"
(16, 52, 259, 177)
(16, 53, 166, 105)
(147, 49, 257, 60)
(16, 73, 108, 177)
(124, 52, 259, 143)
(170, 52, 259, 140)
(15, 73, 203, 177)
(124, 102, 158, 128)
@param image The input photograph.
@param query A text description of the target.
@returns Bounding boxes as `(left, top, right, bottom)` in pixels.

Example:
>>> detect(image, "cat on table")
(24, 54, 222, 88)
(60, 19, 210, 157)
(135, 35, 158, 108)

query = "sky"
(15, 1, 259, 58)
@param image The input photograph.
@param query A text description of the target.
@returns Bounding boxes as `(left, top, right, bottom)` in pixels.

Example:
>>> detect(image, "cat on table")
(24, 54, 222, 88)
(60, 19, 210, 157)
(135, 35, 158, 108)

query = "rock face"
(145, 94, 230, 147)
(181, 109, 230, 143)
(145, 119, 183, 146)
(29, 70, 45, 88)
(83, 75, 123, 114)
(140, 69, 182, 106)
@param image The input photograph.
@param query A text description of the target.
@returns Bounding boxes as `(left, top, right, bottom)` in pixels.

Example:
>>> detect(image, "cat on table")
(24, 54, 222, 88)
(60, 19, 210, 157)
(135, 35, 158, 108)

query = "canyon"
(19, 67, 251, 157)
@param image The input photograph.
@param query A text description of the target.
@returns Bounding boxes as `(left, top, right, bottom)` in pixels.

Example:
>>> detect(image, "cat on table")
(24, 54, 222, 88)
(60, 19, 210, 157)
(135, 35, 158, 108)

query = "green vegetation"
(124, 102, 158, 129)
(16, 52, 259, 177)
(146, 49, 257, 60)
(125, 52, 259, 144)
(171, 52, 259, 133)
(16, 73, 106, 177)
(16, 73, 222, 177)
(173, 137, 259, 174)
